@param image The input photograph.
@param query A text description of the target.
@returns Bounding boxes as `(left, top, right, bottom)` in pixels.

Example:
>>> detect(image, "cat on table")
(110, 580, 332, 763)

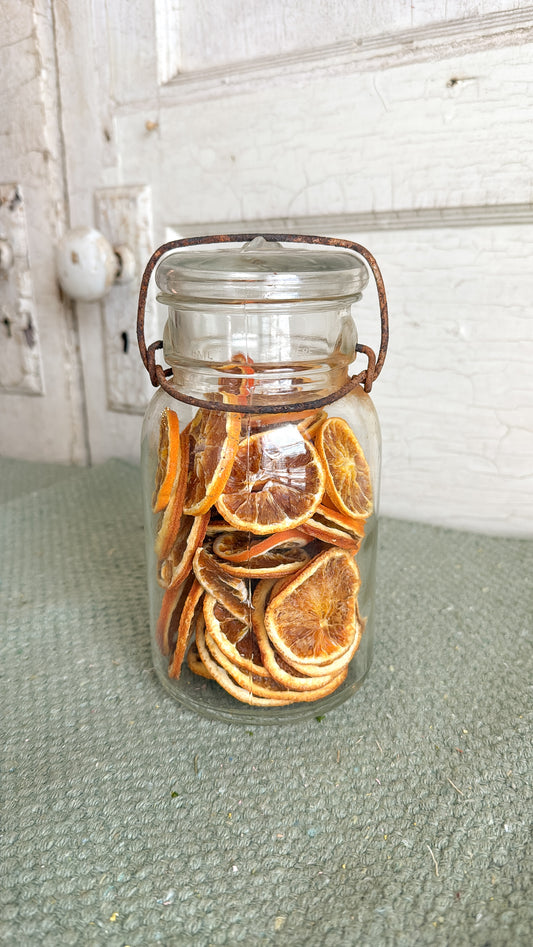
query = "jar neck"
(162, 297, 359, 407)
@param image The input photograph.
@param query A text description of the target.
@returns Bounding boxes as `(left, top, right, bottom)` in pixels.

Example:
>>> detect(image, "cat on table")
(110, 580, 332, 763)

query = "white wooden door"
(3, 1, 533, 535)
(0, 1, 88, 464)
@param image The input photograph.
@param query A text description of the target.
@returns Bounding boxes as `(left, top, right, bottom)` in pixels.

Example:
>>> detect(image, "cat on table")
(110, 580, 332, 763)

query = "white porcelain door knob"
(56, 227, 136, 302)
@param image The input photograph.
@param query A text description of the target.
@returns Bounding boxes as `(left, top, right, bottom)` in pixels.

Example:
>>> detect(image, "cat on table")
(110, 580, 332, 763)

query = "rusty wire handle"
(136, 233, 389, 410)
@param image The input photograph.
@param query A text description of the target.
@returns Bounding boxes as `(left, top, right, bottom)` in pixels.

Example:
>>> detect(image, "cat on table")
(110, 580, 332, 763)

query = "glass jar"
(137, 234, 388, 725)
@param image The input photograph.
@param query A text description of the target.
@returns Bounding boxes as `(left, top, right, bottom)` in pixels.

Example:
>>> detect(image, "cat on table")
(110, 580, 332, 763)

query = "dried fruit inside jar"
(151, 372, 373, 707)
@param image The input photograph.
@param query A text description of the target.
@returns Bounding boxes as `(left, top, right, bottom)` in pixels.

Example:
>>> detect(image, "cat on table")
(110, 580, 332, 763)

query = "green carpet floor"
(0, 457, 531, 946)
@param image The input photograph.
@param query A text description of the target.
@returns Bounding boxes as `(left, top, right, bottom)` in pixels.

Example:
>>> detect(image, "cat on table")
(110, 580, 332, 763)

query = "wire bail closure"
(136, 233, 389, 414)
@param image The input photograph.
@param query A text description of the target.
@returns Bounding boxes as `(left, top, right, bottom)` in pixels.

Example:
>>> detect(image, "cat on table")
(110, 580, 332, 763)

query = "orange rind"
(183, 404, 241, 517)
(195, 612, 296, 706)
(187, 641, 213, 679)
(264, 547, 361, 667)
(157, 511, 210, 589)
(219, 353, 255, 404)
(300, 505, 363, 551)
(203, 594, 270, 678)
(204, 629, 348, 702)
(217, 425, 325, 534)
(316, 417, 373, 520)
(245, 408, 320, 437)
(211, 530, 310, 578)
(168, 579, 204, 679)
(154, 430, 190, 560)
(212, 529, 308, 563)
(299, 410, 327, 440)
(155, 573, 194, 656)
(152, 407, 182, 513)
(192, 546, 252, 623)
(252, 580, 346, 691)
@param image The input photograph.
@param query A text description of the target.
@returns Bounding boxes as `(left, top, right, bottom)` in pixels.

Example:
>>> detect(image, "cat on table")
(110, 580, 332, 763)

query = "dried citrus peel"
(152, 407, 182, 513)
(154, 430, 190, 560)
(204, 626, 348, 702)
(192, 546, 252, 623)
(217, 426, 325, 534)
(316, 417, 373, 520)
(168, 579, 204, 679)
(264, 547, 361, 667)
(252, 580, 345, 691)
(213, 529, 308, 563)
(299, 410, 327, 440)
(300, 509, 362, 551)
(157, 511, 210, 589)
(187, 641, 212, 679)
(195, 613, 295, 706)
(203, 594, 270, 678)
(183, 402, 241, 516)
(219, 353, 255, 404)
(209, 533, 310, 579)
(155, 575, 193, 656)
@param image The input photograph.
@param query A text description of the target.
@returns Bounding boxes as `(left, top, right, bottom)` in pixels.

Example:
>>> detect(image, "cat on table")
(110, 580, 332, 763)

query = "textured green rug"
(0, 457, 531, 946)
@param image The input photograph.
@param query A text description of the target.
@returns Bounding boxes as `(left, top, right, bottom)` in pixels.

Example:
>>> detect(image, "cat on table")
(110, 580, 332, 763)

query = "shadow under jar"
(138, 234, 388, 725)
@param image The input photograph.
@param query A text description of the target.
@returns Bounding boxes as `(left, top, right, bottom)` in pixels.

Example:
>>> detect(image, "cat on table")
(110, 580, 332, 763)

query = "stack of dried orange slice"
(152, 356, 372, 705)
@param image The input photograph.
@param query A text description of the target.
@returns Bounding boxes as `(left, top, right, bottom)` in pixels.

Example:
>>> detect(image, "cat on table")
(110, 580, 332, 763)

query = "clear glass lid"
(155, 236, 369, 303)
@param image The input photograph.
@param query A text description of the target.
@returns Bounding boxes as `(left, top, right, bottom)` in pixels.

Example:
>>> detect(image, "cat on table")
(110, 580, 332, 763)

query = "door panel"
(0, 0, 87, 464)
(9, 0, 531, 533)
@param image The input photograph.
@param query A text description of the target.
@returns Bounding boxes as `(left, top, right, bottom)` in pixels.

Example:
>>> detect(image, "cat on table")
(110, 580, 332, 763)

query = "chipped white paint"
(94, 186, 155, 413)
(2, 0, 531, 533)
(163, 1, 533, 73)
(0, 184, 44, 395)
(157, 5, 533, 101)
(0, 0, 87, 463)
(128, 42, 533, 222)
(349, 225, 533, 537)
(155, 0, 182, 85)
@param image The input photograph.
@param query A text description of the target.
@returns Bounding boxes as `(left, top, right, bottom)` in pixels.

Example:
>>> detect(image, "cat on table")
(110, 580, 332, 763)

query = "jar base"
(152, 649, 373, 726)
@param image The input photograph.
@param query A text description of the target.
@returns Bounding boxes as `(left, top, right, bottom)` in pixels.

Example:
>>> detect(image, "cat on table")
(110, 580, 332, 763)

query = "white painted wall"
(1, 1, 532, 536)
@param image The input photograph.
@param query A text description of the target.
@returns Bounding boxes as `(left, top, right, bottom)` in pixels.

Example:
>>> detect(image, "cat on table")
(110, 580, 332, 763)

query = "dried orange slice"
(155, 586, 180, 656)
(168, 579, 204, 679)
(299, 410, 327, 440)
(152, 408, 182, 513)
(316, 417, 373, 519)
(245, 408, 319, 436)
(300, 506, 363, 551)
(211, 530, 310, 578)
(215, 545, 310, 579)
(157, 512, 210, 588)
(205, 518, 242, 535)
(192, 546, 252, 623)
(264, 547, 361, 667)
(213, 529, 308, 563)
(283, 606, 365, 676)
(219, 353, 254, 404)
(217, 425, 325, 534)
(252, 580, 345, 692)
(203, 594, 269, 678)
(154, 431, 190, 560)
(183, 404, 241, 516)
(205, 625, 347, 702)
(155, 572, 196, 655)
(187, 641, 212, 679)
(315, 503, 367, 538)
(195, 612, 294, 706)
